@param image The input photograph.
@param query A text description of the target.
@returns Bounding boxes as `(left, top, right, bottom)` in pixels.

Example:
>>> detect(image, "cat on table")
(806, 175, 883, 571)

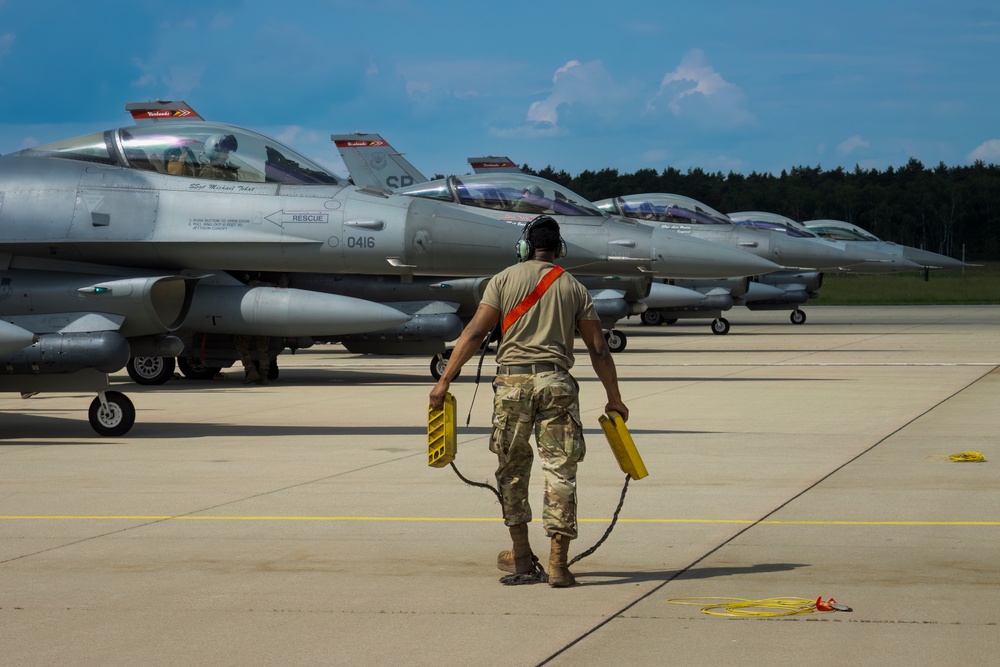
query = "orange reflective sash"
(501, 266, 565, 334)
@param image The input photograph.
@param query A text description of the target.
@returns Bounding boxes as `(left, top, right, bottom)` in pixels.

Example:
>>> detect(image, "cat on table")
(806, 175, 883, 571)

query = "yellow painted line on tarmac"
(0, 516, 997, 526)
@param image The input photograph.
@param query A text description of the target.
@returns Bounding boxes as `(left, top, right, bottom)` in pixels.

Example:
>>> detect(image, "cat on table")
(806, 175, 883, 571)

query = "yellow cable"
(667, 597, 827, 617)
(948, 451, 986, 462)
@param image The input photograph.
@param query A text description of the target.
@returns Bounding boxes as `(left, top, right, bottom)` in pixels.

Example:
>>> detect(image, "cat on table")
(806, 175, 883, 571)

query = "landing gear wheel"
(664, 318, 678, 325)
(177, 357, 222, 380)
(605, 329, 628, 352)
(640, 310, 663, 326)
(88, 391, 135, 437)
(711, 318, 731, 335)
(430, 350, 460, 381)
(126, 356, 175, 385)
(790, 309, 807, 325)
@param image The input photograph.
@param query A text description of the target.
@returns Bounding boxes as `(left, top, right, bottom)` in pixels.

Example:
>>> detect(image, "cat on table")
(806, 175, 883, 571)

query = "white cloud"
(525, 60, 621, 126)
(489, 123, 563, 140)
(396, 59, 523, 105)
(967, 139, 1000, 164)
(647, 49, 754, 128)
(837, 135, 870, 155)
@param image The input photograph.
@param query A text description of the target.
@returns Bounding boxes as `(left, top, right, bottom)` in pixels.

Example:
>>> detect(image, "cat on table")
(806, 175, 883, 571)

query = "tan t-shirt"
(482, 260, 599, 370)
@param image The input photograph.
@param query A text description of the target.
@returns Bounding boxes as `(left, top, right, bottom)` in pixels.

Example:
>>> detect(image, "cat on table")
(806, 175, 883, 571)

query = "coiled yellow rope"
(948, 451, 986, 462)
(667, 597, 831, 617)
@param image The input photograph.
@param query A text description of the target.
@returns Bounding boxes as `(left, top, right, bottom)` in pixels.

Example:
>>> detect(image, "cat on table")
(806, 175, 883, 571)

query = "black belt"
(497, 363, 561, 374)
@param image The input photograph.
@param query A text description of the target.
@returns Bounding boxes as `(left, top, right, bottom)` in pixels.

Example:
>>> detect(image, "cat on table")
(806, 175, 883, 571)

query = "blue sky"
(1, 0, 998, 180)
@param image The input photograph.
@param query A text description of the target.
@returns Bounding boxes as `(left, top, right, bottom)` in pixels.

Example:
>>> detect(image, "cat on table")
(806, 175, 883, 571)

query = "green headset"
(516, 215, 568, 262)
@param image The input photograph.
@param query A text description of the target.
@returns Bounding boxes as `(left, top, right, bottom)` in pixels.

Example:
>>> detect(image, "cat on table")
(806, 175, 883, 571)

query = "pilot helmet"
(203, 134, 238, 163)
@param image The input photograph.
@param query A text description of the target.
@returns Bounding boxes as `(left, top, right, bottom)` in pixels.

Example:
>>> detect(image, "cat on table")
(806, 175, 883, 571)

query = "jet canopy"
(397, 174, 604, 217)
(596, 194, 733, 226)
(18, 122, 341, 186)
(728, 212, 820, 239)
(805, 220, 882, 242)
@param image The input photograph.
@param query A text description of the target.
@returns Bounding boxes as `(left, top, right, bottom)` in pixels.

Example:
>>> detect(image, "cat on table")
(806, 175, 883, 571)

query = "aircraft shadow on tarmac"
(577, 562, 809, 586)
(630, 347, 895, 355)
(1, 411, 706, 441)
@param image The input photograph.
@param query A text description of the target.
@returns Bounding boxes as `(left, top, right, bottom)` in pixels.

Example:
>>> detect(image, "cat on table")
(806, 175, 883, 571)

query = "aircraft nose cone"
(902, 247, 968, 270)
(651, 227, 783, 278)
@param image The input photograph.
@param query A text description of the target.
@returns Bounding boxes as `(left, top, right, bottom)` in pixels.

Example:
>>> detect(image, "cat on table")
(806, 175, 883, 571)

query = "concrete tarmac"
(1, 306, 997, 666)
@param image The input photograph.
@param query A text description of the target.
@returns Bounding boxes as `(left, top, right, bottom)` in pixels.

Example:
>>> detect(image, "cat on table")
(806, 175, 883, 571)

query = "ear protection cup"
(516, 216, 567, 262)
(516, 237, 533, 261)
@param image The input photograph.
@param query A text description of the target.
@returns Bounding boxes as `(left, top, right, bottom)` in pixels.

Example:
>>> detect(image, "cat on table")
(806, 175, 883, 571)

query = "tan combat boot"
(497, 523, 534, 574)
(548, 534, 576, 587)
(242, 365, 261, 385)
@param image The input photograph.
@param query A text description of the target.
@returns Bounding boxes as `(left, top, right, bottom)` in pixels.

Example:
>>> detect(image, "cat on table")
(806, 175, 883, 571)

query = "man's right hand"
(606, 399, 629, 422)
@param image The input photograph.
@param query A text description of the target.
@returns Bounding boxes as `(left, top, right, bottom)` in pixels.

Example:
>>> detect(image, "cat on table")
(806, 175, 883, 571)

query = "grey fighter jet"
(333, 134, 777, 354)
(461, 159, 864, 333)
(4, 103, 602, 433)
(594, 194, 901, 333)
(801, 218, 970, 277)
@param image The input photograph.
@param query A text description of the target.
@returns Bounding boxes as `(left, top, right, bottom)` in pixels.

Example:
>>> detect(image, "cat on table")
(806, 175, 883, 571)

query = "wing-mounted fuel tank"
(279, 274, 485, 355)
(756, 271, 823, 295)
(333, 301, 465, 355)
(286, 274, 489, 319)
(183, 284, 410, 337)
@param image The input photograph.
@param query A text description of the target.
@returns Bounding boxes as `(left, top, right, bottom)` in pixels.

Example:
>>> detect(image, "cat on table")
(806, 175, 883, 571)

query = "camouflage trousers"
(233, 335, 270, 374)
(491, 370, 586, 539)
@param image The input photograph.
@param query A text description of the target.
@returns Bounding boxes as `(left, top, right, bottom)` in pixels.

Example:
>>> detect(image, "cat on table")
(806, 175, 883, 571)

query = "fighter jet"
(333, 135, 778, 354)
(727, 211, 972, 323)
(801, 218, 970, 277)
(4, 102, 608, 434)
(593, 194, 901, 333)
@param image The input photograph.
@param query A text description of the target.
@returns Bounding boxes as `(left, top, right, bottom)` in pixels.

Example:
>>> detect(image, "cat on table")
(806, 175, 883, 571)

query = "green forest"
(518, 159, 1000, 262)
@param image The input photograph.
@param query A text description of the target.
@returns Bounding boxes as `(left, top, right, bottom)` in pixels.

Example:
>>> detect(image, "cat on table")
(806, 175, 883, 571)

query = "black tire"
(790, 309, 807, 325)
(640, 310, 663, 326)
(177, 357, 222, 380)
(664, 318, 679, 325)
(88, 391, 136, 437)
(711, 318, 731, 335)
(605, 329, 628, 352)
(430, 350, 460, 381)
(126, 356, 175, 385)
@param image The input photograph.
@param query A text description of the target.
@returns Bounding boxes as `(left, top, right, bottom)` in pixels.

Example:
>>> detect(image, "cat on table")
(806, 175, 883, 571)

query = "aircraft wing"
(332, 133, 427, 190)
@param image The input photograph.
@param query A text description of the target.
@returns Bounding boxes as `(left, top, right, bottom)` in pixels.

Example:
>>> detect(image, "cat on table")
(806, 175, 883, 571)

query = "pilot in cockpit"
(512, 184, 547, 213)
(164, 145, 199, 177)
(198, 134, 240, 181)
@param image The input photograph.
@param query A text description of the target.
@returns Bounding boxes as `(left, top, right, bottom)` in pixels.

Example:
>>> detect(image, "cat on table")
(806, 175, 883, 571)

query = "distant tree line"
(521, 158, 1000, 261)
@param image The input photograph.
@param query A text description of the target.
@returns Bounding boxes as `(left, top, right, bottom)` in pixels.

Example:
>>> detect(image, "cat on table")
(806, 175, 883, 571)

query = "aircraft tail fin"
(467, 156, 521, 174)
(332, 133, 427, 190)
(125, 100, 204, 124)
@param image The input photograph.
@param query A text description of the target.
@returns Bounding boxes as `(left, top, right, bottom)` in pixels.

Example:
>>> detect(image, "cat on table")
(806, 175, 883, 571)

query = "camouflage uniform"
(234, 333, 270, 383)
(234, 277, 275, 384)
(480, 255, 598, 543)
(492, 369, 585, 538)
